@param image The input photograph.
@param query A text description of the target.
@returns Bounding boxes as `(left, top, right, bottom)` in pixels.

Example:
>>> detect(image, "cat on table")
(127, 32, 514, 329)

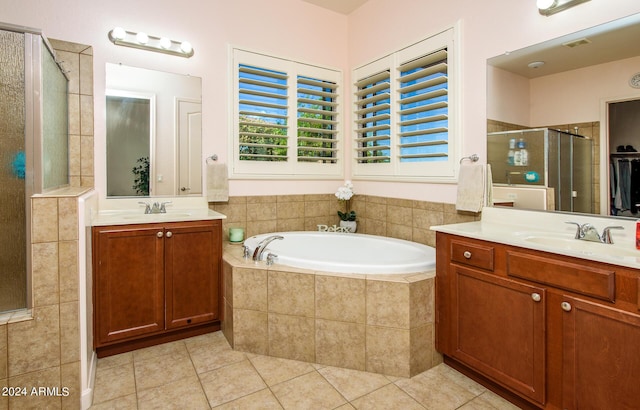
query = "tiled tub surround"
(210, 194, 479, 248)
(221, 245, 441, 378)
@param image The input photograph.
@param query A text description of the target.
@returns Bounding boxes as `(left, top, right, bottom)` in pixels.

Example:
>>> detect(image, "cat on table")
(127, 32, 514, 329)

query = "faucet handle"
(565, 221, 582, 239)
(266, 253, 278, 267)
(601, 226, 624, 244)
(160, 201, 172, 213)
(138, 201, 152, 214)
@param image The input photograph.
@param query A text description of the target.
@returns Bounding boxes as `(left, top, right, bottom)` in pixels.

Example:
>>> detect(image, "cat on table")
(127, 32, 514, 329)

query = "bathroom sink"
(523, 235, 640, 258)
(121, 212, 193, 219)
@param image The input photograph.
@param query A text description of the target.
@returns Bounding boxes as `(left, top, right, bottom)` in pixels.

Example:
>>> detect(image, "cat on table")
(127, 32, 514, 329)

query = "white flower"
(335, 181, 354, 201)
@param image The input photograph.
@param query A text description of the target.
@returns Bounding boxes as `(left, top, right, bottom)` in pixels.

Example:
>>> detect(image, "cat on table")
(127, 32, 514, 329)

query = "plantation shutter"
(297, 76, 339, 163)
(397, 48, 448, 162)
(238, 65, 289, 162)
(354, 70, 391, 163)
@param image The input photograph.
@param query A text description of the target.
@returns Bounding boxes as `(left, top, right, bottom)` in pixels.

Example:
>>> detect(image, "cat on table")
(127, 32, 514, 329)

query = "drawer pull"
(463, 251, 472, 259)
(166, 231, 173, 238)
(531, 293, 542, 302)
(157, 231, 163, 238)
(561, 301, 572, 312)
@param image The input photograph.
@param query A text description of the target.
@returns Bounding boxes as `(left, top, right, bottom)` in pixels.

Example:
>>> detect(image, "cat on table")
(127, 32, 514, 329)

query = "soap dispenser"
(507, 138, 515, 166)
(517, 138, 529, 166)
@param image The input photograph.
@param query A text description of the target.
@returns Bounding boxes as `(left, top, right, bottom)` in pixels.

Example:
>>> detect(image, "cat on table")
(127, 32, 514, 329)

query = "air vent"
(562, 38, 592, 48)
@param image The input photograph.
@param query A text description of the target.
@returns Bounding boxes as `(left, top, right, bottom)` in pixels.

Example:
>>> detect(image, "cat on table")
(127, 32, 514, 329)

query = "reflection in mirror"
(105, 63, 202, 197)
(487, 13, 640, 218)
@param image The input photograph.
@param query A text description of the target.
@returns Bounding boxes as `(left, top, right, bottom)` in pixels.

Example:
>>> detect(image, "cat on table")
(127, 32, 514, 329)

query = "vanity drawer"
(450, 239, 494, 271)
(507, 250, 615, 302)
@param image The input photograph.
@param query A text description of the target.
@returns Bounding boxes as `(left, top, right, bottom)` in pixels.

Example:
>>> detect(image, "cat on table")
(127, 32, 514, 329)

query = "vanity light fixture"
(537, 0, 590, 16)
(108, 27, 194, 58)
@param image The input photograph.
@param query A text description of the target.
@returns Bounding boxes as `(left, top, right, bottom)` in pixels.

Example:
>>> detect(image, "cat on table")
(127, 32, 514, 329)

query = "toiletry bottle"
(518, 138, 529, 166)
(636, 220, 640, 250)
(507, 139, 515, 166)
(514, 140, 522, 166)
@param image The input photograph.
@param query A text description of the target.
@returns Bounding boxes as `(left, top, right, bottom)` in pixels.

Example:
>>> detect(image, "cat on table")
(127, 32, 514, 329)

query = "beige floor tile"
(199, 360, 267, 407)
(249, 355, 315, 386)
(183, 330, 229, 350)
(92, 363, 136, 404)
(271, 371, 347, 410)
(88, 393, 137, 409)
(317, 366, 392, 402)
(212, 388, 283, 409)
(137, 374, 209, 410)
(351, 383, 425, 409)
(133, 350, 197, 392)
(471, 391, 521, 410)
(188, 340, 247, 374)
(394, 364, 477, 409)
(96, 352, 133, 371)
(132, 340, 187, 363)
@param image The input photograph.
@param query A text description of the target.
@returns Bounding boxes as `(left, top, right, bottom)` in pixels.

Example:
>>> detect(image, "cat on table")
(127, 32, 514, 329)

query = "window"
(353, 27, 458, 181)
(232, 48, 343, 178)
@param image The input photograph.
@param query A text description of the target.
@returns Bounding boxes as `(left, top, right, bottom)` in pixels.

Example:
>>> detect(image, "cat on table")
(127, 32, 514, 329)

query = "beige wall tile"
(7, 306, 60, 376)
(410, 324, 433, 376)
(315, 276, 365, 323)
(277, 201, 304, 219)
(247, 202, 277, 222)
(246, 220, 277, 238)
(58, 241, 79, 303)
(57, 198, 78, 241)
(79, 53, 93, 96)
(277, 194, 305, 202)
(32, 242, 59, 307)
(268, 271, 314, 317)
(8, 366, 61, 409)
(80, 95, 94, 136)
(222, 261, 233, 307)
(365, 202, 386, 220)
(233, 268, 267, 311)
(0, 378, 6, 410)
(0, 326, 6, 379)
(80, 136, 94, 176)
(277, 218, 305, 231)
(387, 205, 413, 226)
(67, 93, 81, 137)
(68, 134, 81, 178)
(60, 302, 79, 364)
(387, 223, 412, 241)
(60, 361, 80, 409)
(304, 200, 330, 218)
(233, 309, 268, 355)
(315, 319, 365, 371)
(32, 198, 58, 243)
(366, 326, 410, 378)
(366, 280, 410, 329)
(222, 301, 233, 346)
(268, 313, 315, 362)
(410, 278, 434, 328)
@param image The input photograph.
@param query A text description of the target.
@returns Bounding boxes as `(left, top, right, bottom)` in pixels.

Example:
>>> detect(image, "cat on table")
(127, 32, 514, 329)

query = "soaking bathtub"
(243, 231, 435, 274)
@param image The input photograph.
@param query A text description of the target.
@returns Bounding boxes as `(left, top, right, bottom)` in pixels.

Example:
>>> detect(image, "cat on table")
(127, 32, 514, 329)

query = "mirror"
(106, 63, 202, 197)
(487, 13, 640, 217)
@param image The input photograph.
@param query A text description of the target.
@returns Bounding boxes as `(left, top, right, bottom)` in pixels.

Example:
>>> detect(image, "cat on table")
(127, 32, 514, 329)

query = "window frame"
(352, 26, 460, 182)
(230, 47, 344, 180)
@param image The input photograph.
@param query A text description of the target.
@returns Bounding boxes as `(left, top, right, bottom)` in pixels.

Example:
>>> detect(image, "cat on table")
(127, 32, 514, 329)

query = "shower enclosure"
(488, 128, 593, 213)
(0, 24, 69, 313)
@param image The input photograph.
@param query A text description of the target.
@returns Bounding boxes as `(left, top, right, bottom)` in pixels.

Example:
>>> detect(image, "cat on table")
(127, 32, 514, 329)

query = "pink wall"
(2, 0, 640, 203)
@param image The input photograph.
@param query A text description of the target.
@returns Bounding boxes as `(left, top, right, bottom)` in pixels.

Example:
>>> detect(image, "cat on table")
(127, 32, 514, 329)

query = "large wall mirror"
(106, 63, 202, 197)
(487, 13, 640, 218)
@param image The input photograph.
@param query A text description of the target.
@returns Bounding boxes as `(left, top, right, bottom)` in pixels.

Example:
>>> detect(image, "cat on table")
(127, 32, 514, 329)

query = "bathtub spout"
(252, 235, 284, 262)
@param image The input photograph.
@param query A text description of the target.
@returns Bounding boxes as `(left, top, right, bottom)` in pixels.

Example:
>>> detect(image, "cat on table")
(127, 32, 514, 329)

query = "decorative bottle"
(507, 138, 515, 166)
(517, 138, 528, 166)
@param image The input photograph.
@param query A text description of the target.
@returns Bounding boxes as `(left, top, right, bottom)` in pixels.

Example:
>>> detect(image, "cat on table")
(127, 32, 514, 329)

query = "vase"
(339, 220, 357, 233)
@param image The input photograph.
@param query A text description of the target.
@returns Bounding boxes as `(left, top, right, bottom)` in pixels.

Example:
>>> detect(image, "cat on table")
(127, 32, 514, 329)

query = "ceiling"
(300, 0, 369, 14)
(488, 13, 640, 79)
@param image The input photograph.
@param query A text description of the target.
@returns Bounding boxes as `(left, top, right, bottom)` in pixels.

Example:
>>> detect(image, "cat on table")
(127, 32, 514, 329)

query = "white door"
(177, 100, 202, 195)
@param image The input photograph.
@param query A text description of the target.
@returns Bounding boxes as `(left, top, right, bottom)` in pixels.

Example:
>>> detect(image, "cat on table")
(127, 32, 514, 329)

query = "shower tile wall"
(210, 195, 478, 247)
(0, 38, 93, 410)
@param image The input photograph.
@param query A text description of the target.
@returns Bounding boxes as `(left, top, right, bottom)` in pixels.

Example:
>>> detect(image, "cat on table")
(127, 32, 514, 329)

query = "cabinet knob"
(166, 231, 173, 238)
(531, 293, 542, 302)
(561, 301, 572, 312)
(463, 251, 472, 259)
(157, 231, 163, 238)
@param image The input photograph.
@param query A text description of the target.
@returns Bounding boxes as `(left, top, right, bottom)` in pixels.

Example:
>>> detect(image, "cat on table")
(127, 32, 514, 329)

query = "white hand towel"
(207, 162, 229, 202)
(485, 164, 493, 207)
(456, 163, 485, 212)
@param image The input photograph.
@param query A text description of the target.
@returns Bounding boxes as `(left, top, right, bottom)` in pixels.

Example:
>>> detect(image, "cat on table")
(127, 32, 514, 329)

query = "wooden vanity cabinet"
(436, 231, 640, 409)
(93, 219, 222, 357)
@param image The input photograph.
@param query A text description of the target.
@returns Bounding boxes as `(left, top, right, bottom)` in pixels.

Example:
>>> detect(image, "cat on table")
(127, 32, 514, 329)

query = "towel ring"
(459, 154, 479, 164)
(206, 154, 218, 164)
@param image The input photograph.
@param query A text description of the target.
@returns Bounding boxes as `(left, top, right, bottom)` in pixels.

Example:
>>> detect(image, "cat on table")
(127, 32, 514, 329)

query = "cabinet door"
(165, 221, 221, 329)
(562, 296, 640, 409)
(94, 225, 165, 345)
(451, 266, 546, 405)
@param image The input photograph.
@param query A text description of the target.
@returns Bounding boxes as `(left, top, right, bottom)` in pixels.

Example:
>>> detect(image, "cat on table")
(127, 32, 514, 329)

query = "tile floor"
(89, 331, 520, 409)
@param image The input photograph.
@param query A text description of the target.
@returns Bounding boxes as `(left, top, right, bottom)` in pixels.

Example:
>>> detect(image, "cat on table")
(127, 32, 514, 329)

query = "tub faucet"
(252, 235, 284, 261)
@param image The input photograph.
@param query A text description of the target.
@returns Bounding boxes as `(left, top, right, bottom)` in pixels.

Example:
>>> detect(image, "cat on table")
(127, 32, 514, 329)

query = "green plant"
(335, 181, 356, 221)
(132, 157, 150, 196)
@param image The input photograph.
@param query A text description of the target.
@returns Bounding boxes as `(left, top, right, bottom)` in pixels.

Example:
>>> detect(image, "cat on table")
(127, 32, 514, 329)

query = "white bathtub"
(243, 231, 435, 274)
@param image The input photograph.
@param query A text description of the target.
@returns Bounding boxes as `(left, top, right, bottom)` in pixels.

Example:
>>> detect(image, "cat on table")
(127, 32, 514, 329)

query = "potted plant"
(335, 180, 357, 232)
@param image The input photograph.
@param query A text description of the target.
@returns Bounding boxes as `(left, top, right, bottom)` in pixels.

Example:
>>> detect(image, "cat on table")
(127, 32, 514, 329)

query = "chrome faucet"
(252, 235, 284, 261)
(138, 201, 171, 214)
(565, 222, 624, 244)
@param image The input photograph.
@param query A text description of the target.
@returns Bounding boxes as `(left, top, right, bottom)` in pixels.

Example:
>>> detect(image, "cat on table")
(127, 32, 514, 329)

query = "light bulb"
(537, 0, 557, 10)
(136, 32, 149, 44)
(111, 27, 126, 40)
(180, 41, 192, 54)
(159, 37, 171, 49)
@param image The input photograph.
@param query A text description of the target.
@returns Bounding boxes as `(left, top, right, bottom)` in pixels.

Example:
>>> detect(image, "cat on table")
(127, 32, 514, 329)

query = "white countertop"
(92, 197, 226, 226)
(431, 207, 640, 269)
